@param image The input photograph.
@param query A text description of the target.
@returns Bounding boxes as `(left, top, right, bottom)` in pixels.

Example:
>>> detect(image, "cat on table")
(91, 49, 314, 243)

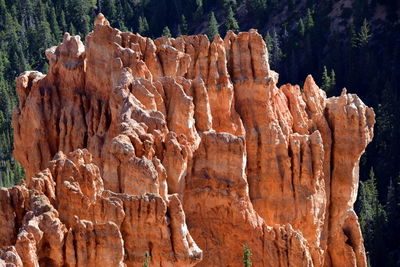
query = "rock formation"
(1, 13, 374, 266)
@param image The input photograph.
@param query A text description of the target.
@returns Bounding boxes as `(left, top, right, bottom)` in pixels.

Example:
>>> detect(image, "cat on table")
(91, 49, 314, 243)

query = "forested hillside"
(0, 0, 398, 265)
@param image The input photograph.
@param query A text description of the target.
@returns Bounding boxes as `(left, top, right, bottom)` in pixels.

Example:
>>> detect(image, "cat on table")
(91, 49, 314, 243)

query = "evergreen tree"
(222, 0, 237, 9)
(330, 69, 336, 92)
(356, 168, 387, 265)
(243, 244, 252, 267)
(348, 22, 358, 48)
(194, 0, 204, 21)
(69, 22, 77, 36)
(246, 0, 267, 17)
(0, 0, 7, 31)
(385, 175, 400, 257)
(357, 19, 372, 47)
(0, 86, 9, 116)
(225, 6, 239, 32)
(59, 10, 67, 32)
(207, 12, 219, 41)
(138, 16, 149, 36)
(48, 6, 62, 42)
(305, 8, 314, 30)
(321, 66, 330, 92)
(101, 0, 116, 22)
(386, 178, 397, 220)
(36, 2, 54, 52)
(67, 0, 94, 35)
(162, 26, 171, 37)
(267, 30, 282, 68)
(264, 32, 273, 53)
(298, 18, 305, 36)
(180, 14, 188, 35)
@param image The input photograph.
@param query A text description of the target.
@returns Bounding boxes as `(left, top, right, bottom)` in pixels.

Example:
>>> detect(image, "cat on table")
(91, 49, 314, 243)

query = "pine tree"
(138, 16, 149, 36)
(385, 175, 400, 254)
(35, 2, 54, 59)
(59, 10, 67, 32)
(357, 19, 372, 47)
(386, 178, 397, 220)
(222, 0, 237, 9)
(48, 6, 62, 42)
(102, 0, 116, 22)
(264, 32, 273, 53)
(225, 6, 239, 32)
(67, 0, 94, 35)
(298, 18, 305, 36)
(267, 30, 282, 68)
(162, 26, 171, 37)
(207, 12, 219, 41)
(0, 86, 9, 116)
(330, 69, 336, 92)
(180, 15, 188, 35)
(356, 168, 387, 264)
(305, 8, 314, 30)
(246, 0, 267, 17)
(321, 66, 331, 93)
(0, 0, 7, 31)
(69, 22, 77, 36)
(348, 22, 358, 48)
(243, 244, 252, 267)
(194, 0, 204, 20)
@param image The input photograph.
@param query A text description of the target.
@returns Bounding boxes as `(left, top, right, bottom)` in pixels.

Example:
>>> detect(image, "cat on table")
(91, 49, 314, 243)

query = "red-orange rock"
(7, 13, 375, 267)
(1, 149, 202, 267)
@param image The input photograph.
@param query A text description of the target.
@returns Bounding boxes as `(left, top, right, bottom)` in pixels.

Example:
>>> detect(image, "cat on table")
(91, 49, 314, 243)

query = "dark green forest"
(0, 0, 398, 265)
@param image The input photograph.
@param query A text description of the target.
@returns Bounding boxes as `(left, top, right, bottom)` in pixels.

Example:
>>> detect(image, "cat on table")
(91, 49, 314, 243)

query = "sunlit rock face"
(4, 13, 374, 267)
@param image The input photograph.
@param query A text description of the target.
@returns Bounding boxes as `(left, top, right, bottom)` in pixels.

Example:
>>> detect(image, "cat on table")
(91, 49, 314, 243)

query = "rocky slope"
(0, 14, 374, 267)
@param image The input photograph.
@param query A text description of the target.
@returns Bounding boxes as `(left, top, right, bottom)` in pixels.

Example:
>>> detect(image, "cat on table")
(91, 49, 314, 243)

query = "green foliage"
(225, 6, 239, 32)
(49, 6, 62, 42)
(305, 8, 314, 30)
(59, 10, 67, 32)
(142, 251, 151, 267)
(265, 32, 273, 52)
(265, 30, 282, 68)
(321, 66, 336, 94)
(162, 26, 171, 37)
(321, 66, 330, 92)
(193, 0, 204, 21)
(138, 16, 149, 36)
(207, 12, 219, 41)
(246, 0, 267, 17)
(356, 168, 387, 265)
(179, 15, 188, 35)
(356, 19, 372, 47)
(298, 18, 305, 36)
(67, 0, 93, 35)
(243, 244, 252, 267)
(101, 0, 116, 22)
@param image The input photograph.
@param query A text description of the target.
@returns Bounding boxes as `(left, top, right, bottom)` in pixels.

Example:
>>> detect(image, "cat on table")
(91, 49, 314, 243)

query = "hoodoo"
(1, 14, 374, 266)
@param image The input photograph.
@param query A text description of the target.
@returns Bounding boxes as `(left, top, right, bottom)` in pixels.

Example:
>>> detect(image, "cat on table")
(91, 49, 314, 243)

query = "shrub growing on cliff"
(243, 244, 252, 267)
(142, 251, 151, 267)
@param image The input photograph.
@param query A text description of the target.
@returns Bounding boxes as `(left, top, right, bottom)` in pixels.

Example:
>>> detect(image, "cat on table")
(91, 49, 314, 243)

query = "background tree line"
(0, 0, 398, 265)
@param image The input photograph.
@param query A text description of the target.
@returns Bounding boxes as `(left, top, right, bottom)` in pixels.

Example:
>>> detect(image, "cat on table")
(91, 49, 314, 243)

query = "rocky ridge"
(1, 14, 374, 267)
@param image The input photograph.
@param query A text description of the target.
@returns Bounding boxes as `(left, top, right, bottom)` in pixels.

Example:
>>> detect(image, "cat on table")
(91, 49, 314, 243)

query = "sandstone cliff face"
(2, 14, 374, 266)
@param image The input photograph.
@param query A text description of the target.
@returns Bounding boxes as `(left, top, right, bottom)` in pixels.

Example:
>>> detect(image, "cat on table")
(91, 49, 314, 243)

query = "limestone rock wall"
(3, 13, 375, 266)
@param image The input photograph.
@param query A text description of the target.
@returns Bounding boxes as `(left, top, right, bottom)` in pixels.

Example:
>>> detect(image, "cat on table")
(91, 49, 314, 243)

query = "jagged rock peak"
(4, 14, 375, 267)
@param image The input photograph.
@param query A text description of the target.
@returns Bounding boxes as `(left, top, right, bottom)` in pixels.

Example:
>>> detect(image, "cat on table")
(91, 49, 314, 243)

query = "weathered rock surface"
(4, 14, 374, 266)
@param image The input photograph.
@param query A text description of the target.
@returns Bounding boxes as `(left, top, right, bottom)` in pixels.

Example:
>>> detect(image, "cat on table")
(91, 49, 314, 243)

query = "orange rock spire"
(2, 14, 374, 266)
